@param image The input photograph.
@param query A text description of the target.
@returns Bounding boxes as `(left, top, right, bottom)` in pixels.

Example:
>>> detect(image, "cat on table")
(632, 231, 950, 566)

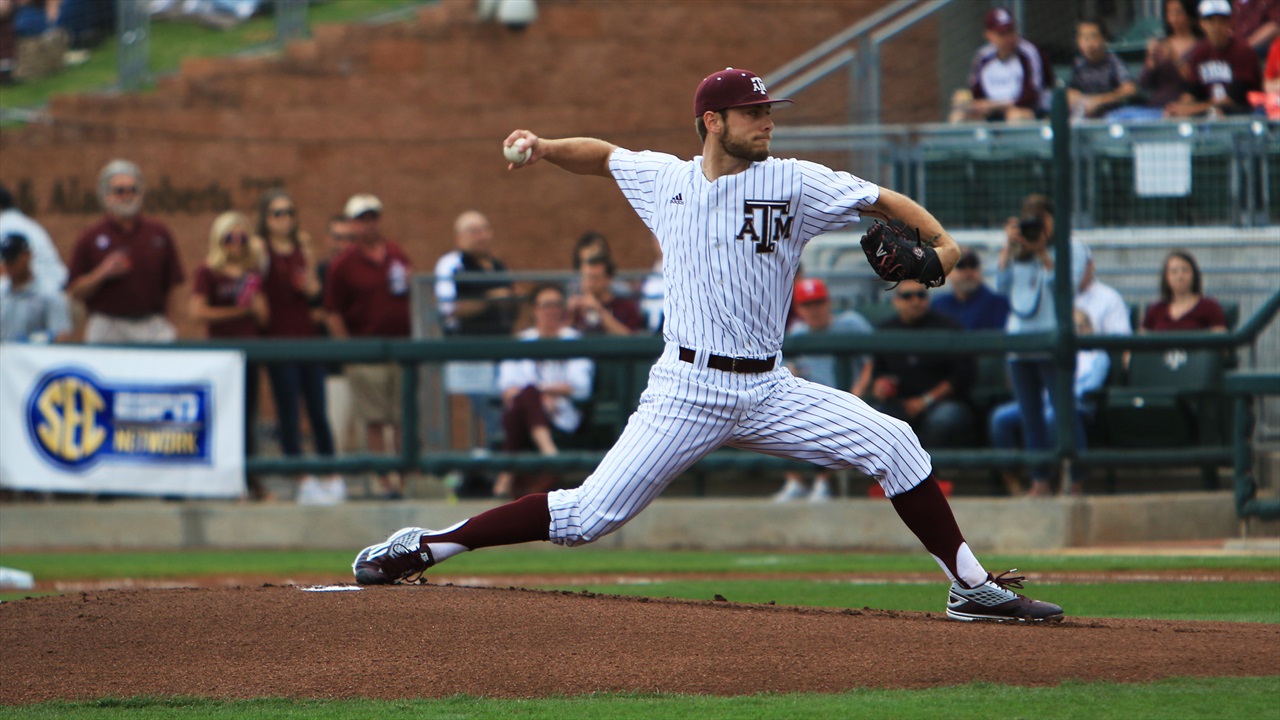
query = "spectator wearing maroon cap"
(931, 247, 1009, 331)
(1167, 0, 1265, 116)
(949, 7, 1053, 123)
(773, 277, 873, 502)
(256, 189, 343, 505)
(323, 193, 412, 499)
(189, 212, 269, 497)
(67, 159, 185, 343)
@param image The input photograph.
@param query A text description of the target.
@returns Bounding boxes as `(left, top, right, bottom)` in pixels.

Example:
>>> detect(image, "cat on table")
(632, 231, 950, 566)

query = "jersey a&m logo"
(736, 200, 793, 254)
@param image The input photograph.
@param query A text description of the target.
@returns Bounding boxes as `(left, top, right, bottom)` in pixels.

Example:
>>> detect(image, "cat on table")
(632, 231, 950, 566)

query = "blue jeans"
(1007, 358, 1088, 482)
(267, 363, 335, 457)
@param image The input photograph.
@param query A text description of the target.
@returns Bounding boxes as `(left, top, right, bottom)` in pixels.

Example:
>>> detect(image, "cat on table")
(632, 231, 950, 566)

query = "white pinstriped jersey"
(610, 149, 879, 358)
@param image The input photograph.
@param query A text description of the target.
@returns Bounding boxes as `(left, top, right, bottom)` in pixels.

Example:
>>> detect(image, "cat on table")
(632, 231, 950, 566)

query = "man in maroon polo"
(323, 194, 412, 498)
(66, 159, 185, 343)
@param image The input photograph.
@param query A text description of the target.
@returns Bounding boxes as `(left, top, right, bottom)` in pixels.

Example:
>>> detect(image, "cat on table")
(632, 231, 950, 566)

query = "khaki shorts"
(85, 313, 176, 344)
(346, 363, 402, 425)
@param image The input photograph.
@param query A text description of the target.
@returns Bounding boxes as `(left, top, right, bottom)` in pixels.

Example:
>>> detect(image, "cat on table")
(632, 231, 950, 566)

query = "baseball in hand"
(504, 139, 532, 166)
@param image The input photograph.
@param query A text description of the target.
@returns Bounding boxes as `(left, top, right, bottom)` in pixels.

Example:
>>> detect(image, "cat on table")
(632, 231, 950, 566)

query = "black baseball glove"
(860, 220, 946, 288)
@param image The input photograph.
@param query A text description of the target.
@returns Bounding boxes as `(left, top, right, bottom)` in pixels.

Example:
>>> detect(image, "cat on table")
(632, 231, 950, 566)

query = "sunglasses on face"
(330, 232, 357, 242)
(221, 231, 249, 246)
(109, 185, 139, 196)
(355, 211, 380, 221)
(956, 259, 979, 270)
(897, 290, 928, 300)
(270, 207, 296, 218)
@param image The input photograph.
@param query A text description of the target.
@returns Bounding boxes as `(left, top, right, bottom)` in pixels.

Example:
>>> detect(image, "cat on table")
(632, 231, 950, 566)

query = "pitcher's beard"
(720, 135, 770, 163)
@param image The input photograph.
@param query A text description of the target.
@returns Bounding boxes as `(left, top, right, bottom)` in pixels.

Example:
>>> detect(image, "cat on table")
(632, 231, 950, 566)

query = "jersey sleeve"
(609, 148, 680, 232)
(795, 160, 880, 236)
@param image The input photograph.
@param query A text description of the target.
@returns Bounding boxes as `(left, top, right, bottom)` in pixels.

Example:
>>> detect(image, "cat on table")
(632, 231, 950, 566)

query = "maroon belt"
(678, 346, 776, 374)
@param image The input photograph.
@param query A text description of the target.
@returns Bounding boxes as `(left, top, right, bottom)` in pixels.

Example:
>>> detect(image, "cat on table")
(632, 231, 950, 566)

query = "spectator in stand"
(1111, 0, 1204, 121)
(256, 190, 343, 505)
(67, 159, 184, 344)
(568, 230, 631, 299)
(324, 194, 412, 499)
(1233, 0, 1280, 58)
(931, 246, 1010, 331)
(0, 183, 65, 295)
(0, 0, 15, 85)
(1256, 36, 1280, 116)
(568, 253, 644, 335)
(316, 214, 357, 455)
(989, 309, 1108, 497)
(1141, 249, 1228, 332)
(772, 278, 873, 502)
(994, 194, 1090, 499)
(640, 233, 665, 334)
(0, 232, 71, 343)
(949, 7, 1053, 123)
(435, 210, 516, 495)
(492, 284, 594, 499)
(1067, 19, 1137, 119)
(1166, 0, 1264, 117)
(1075, 248, 1133, 337)
(189, 212, 269, 499)
(853, 280, 977, 450)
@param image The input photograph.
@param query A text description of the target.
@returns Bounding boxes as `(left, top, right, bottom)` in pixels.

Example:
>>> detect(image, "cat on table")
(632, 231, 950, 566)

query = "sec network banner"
(0, 344, 246, 497)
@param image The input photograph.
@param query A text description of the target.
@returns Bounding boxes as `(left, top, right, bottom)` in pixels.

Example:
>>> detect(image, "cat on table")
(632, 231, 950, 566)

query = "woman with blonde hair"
(190, 211, 270, 499)
(255, 189, 343, 505)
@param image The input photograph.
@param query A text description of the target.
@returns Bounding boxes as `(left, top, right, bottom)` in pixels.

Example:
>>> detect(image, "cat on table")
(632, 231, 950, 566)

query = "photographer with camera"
(994, 194, 1091, 497)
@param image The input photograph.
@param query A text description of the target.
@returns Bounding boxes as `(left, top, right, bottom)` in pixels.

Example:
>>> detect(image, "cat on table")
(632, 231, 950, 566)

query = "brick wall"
(0, 0, 938, 340)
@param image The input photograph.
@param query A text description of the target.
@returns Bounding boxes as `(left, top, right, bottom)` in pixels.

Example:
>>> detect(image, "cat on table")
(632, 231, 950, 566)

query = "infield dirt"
(1, 582, 1277, 704)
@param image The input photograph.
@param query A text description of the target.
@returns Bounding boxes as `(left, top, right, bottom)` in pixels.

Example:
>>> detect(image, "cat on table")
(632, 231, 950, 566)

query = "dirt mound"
(2, 584, 1276, 705)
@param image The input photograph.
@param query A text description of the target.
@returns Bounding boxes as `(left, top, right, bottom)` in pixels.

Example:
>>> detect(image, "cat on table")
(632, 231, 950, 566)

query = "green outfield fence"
(156, 91, 1279, 520)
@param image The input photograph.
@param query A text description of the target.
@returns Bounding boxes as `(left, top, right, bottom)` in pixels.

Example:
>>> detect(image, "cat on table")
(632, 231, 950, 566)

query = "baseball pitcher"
(353, 68, 1062, 623)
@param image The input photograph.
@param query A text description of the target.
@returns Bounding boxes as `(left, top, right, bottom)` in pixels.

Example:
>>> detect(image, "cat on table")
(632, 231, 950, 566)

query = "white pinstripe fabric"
(546, 149, 932, 546)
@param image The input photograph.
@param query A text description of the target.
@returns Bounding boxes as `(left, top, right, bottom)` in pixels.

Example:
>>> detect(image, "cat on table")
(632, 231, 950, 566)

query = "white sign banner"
(0, 344, 246, 498)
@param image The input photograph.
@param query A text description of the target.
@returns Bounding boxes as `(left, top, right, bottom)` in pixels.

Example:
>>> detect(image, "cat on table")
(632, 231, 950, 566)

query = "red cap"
(794, 278, 829, 305)
(694, 68, 793, 118)
(984, 7, 1015, 32)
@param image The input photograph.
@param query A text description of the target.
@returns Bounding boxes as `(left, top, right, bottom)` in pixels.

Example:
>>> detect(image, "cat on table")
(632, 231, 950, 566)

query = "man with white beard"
(66, 159, 186, 343)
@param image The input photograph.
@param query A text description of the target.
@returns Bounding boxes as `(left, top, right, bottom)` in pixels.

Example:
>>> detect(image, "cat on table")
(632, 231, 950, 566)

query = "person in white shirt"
(1075, 251, 1133, 337)
(492, 284, 594, 498)
(0, 184, 67, 297)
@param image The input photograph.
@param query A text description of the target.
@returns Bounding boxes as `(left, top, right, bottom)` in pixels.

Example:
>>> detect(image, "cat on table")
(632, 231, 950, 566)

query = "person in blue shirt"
(931, 246, 1010, 331)
(994, 195, 1090, 497)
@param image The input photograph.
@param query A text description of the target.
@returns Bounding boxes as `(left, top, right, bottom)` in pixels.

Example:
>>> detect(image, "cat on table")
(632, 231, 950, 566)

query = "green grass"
(533, 579, 1280, 623)
(2, 546, 1276, 581)
(4, 678, 1279, 719)
(0, 0, 429, 113)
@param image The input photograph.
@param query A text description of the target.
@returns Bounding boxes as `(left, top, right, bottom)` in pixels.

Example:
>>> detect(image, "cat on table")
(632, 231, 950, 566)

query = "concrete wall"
(0, 492, 1250, 553)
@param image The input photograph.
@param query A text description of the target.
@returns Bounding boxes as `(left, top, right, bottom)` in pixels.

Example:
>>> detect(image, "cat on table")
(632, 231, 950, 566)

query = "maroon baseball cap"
(984, 7, 1015, 32)
(694, 68, 793, 118)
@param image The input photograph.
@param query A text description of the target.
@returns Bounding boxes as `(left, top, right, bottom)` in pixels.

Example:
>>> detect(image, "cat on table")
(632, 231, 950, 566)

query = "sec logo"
(27, 369, 109, 469)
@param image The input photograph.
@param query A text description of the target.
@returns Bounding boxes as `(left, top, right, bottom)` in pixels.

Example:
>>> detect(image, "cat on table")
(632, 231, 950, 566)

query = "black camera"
(1018, 215, 1044, 241)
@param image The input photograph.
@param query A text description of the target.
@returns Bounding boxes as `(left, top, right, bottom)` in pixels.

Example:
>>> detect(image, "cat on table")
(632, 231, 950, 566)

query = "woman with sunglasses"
(256, 190, 344, 505)
(190, 211, 269, 499)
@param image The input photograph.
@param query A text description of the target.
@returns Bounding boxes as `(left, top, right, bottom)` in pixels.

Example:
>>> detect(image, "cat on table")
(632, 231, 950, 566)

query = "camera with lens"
(1017, 215, 1045, 242)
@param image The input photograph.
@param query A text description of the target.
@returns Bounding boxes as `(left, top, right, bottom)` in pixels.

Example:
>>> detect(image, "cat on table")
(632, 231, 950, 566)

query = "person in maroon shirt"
(323, 194, 411, 498)
(257, 189, 343, 505)
(1141, 249, 1229, 332)
(189, 211, 269, 498)
(1167, 0, 1265, 116)
(567, 253, 644, 335)
(66, 159, 185, 343)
